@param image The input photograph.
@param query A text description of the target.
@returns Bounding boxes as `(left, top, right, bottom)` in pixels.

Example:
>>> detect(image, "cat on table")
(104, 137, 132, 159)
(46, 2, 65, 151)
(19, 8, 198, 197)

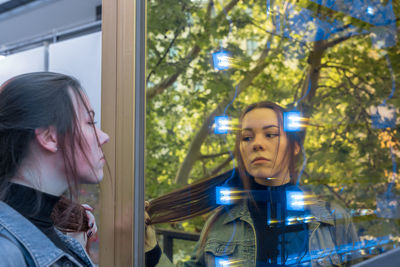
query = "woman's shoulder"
(0, 201, 65, 265)
(201, 202, 249, 239)
(0, 232, 27, 267)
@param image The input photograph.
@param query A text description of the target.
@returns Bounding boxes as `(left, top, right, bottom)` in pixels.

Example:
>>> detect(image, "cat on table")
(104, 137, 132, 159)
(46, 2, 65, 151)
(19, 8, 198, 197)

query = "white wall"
(49, 31, 102, 124)
(0, 31, 102, 125)
(0, 46, 45, 83)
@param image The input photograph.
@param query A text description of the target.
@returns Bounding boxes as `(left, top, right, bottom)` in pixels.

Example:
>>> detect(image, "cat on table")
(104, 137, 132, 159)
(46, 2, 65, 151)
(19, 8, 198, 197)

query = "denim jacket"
(0, 201, 94, 267)
(156, 197, 360, 267)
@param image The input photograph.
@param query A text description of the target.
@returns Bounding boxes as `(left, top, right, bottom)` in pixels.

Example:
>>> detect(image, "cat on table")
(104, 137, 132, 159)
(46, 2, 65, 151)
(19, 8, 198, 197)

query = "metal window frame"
(100, 0, 146, 266)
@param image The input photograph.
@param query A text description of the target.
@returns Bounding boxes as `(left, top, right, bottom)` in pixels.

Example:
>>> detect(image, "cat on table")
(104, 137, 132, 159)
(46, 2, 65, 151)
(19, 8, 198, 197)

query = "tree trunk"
(175, 42, 274, 184)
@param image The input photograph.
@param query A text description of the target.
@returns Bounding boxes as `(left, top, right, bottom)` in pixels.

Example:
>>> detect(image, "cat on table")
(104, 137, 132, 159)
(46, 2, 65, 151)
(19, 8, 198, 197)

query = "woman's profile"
(0, 72, 109, 266)
(145, 101, 359, 266)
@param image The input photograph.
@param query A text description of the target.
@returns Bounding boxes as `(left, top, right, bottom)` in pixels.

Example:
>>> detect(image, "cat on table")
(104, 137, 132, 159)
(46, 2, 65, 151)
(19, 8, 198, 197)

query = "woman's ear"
(35, 126, 58, 153)
(294, 142, 300, 156)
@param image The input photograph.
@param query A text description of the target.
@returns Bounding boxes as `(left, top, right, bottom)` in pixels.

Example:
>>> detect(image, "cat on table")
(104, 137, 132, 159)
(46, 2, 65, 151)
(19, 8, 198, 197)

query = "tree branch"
(323, 32, 363, 50)
(209, 156, 233, 177)
(323, 184, 350, 208)
(146, 25, 184, 85)
(175, 39, 276, 185)
(321, 63, 376, 93)
(146, 0, 240, 101)
(200, 151, 230, 159)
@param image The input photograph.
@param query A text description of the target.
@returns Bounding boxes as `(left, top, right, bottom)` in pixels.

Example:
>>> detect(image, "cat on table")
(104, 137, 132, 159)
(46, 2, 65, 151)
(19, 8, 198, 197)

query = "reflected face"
(70, 89, 109, 184)
(239, 108, 290, 186)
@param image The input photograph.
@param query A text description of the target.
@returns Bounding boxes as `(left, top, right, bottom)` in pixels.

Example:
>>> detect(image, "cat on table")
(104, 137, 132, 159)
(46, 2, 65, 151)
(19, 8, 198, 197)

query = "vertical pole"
(100, 0, 145, 265)
(43, 41, 49, 71)
(134, 0, 146, 266)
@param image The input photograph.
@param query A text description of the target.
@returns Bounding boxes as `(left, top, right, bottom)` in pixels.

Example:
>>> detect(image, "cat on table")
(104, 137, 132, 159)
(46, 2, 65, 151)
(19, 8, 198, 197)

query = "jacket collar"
(56, 229, 94, 266)
(0, 201, 88, 266)
(0, 201, 64, 266)
(222, 198, 334, 226)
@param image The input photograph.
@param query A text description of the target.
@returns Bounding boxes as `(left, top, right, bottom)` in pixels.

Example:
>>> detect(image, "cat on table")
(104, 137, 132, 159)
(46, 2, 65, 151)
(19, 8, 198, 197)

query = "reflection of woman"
(0, 73, 109, 266)
(146, 101, 359, 266)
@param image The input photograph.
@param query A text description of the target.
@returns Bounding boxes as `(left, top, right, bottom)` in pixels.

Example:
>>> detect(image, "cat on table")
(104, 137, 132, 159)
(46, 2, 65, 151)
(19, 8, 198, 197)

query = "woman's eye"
(265, 133, 279, 138)
(88, 121, 98, 125)
(242, 136, 252, 142)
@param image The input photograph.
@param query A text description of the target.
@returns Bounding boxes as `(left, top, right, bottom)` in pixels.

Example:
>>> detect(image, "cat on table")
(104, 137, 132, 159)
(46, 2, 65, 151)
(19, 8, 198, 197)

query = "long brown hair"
(0, 72, 104, 243)
(147, 101, 304, 231)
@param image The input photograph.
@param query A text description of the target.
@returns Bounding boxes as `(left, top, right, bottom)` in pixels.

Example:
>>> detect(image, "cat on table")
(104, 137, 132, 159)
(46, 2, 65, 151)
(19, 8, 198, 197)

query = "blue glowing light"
(215, 257, 231, 267)
(286, 190, 305, 211)
(216, 187, 234, 205)
(370, 104, 396, 129)
(215, 235, 395, 265)
(367, 6, 375, 15)
(309, 0, 396, 26)
(212, 50, 231, 71)
(214, 116, 230, 134)
(283, 111, 303, 132)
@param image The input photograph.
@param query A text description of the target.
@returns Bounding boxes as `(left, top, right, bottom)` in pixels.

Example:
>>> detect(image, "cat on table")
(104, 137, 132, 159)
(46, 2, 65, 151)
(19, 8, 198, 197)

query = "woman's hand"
(145, 201, 157, 252)
(67, 204, 98, 250)
(82, 204, 98, 241)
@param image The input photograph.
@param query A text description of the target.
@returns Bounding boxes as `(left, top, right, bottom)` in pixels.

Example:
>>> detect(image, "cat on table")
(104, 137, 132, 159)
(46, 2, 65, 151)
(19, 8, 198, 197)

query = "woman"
(0, 72, 109, 266)
(145, 101, 359, 266)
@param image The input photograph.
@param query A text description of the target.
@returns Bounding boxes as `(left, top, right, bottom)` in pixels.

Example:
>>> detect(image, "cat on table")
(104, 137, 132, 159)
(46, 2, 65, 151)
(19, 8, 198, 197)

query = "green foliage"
(146, 0, 400, 258)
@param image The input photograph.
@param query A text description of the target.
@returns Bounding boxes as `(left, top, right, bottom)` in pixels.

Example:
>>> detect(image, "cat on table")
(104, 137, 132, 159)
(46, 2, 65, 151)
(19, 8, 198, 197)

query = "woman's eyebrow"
(242, 125, 278, 131)
(262, 125, 278, 130)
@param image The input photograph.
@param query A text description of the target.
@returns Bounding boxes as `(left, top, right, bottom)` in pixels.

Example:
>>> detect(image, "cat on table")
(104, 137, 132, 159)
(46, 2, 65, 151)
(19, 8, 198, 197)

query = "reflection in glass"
(146, 0, 400, 265)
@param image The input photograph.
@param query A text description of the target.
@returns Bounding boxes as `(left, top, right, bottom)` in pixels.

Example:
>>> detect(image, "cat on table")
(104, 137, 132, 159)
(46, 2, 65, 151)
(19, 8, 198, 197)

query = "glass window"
(146, 0, 400, 265)
(0, 47, 45, 84)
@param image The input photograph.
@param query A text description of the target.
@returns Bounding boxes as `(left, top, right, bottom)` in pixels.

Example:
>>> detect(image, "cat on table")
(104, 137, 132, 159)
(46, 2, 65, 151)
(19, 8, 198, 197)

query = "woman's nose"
(252, 135, 265, 151)
(99, 129, 110, 146)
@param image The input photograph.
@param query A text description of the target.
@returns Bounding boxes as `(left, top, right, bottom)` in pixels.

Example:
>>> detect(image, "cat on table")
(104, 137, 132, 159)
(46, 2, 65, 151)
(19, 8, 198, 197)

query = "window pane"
(146, 0, 400, 265)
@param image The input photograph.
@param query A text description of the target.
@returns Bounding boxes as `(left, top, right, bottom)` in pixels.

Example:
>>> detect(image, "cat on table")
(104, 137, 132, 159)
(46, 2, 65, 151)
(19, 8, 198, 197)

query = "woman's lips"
(251, 157, 270, 164)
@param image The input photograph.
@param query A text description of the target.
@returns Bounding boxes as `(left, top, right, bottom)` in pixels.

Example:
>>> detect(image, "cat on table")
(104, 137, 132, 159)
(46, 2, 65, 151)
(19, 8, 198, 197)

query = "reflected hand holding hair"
(145, 201, 157, 252)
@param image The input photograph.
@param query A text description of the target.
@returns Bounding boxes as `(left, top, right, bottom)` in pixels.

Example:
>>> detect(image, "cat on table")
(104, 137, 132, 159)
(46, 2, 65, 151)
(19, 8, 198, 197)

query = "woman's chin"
(248, 169, 272, 179)
(79, 174, 103, 184)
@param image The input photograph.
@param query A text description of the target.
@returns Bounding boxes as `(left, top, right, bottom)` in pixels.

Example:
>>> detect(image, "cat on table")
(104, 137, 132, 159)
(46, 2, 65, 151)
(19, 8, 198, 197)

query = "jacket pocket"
(204, 240, 236, 256)
(204, 240, 249, 267)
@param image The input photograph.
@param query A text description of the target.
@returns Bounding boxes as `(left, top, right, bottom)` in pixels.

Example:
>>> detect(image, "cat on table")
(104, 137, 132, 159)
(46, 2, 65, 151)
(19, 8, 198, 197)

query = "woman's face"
(71, 90, 109, 184)
(239, 108, 290, 186)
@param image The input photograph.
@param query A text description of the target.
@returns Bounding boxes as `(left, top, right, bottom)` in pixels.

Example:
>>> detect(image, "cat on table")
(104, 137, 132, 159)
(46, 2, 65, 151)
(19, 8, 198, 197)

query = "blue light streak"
(213, 235, 396, 266)
(295, 78, 311, 107)
(218, 0, 232, 35)
(297, 142, 307, 186)
(367, 6, 375, 15)
(216, 187, 235, 205)
(213, 116, 230, 134)
(266, 1, 396, 50)
(383, 54, 396, 106)
(212, 50, 232, 71)
(286, 191, 305, 211)
(309, 0, 396, 26)
(283, 111, 303, 132)
(266, 0, 270, 20)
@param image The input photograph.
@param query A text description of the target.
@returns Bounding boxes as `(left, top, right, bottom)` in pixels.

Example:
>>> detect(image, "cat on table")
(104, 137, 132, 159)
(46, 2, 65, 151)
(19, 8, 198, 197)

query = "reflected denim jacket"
(0, 201, 94, 267)
(157, 198, 359, 267)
